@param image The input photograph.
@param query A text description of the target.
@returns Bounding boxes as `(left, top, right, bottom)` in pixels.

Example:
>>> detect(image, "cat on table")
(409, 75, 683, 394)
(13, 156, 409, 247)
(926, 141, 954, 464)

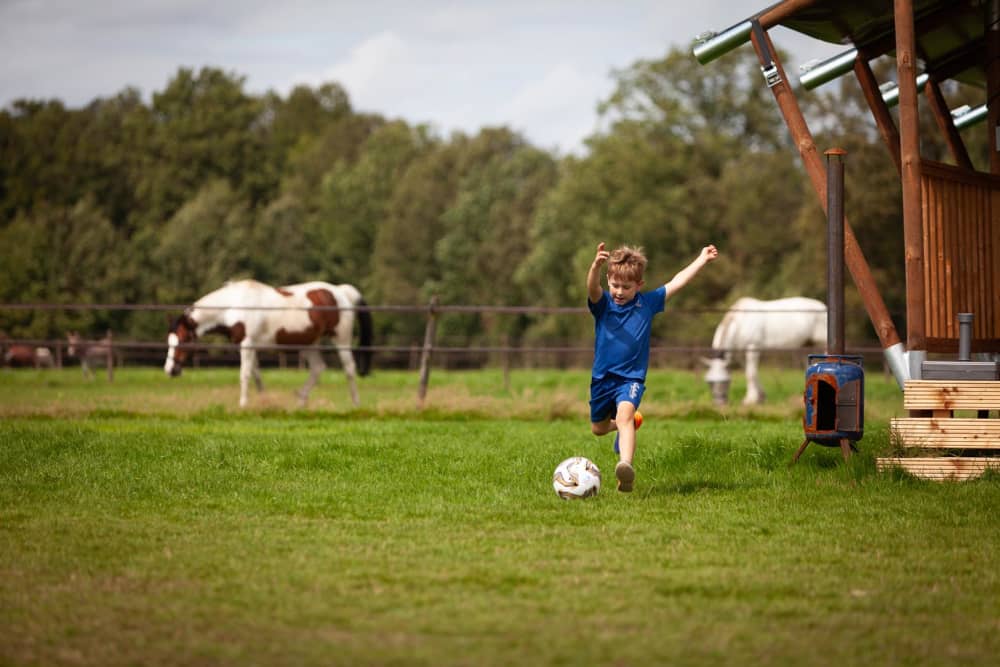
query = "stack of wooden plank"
(881, 380, 1000, 481)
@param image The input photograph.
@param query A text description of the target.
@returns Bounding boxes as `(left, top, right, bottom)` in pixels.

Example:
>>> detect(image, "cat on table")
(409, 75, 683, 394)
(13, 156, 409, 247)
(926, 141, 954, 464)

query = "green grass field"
(2, 366, 999, 666)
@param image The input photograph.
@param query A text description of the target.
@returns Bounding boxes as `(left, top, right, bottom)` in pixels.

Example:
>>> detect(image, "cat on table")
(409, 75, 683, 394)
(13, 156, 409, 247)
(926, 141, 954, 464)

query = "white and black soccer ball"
(552, 456, 601, 499)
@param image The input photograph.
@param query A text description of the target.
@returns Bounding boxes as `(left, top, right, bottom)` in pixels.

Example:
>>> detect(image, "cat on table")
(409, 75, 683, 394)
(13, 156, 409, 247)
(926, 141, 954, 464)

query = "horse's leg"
(251, 352, 264, 392)
(239, 343, 256, 408)
(297, 348, 326, 407)
(336, 344, 360, 407)
(743, 349, 766, 405)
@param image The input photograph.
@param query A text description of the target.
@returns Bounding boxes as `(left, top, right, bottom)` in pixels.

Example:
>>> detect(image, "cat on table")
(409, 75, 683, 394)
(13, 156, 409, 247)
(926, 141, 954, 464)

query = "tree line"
(0, 47, 988, 356)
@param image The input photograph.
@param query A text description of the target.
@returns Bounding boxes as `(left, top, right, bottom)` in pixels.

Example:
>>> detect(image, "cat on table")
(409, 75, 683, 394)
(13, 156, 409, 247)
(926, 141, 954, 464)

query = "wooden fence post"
(417, 296, 439, 407)
(502, 333, 511, 392)
(106, 329, 114, 382)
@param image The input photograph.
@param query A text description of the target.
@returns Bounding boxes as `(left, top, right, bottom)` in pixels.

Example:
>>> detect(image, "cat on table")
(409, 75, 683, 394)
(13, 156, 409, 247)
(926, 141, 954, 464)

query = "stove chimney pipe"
(825, 148, 847, 355)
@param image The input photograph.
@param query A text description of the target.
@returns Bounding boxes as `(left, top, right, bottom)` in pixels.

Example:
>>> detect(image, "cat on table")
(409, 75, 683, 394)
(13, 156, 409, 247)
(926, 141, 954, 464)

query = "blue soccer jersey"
(589, 286, 666, 381)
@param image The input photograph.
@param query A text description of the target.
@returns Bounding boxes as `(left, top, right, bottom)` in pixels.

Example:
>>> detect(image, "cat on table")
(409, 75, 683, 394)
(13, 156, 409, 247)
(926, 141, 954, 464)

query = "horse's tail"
(353, 297, 374, 377)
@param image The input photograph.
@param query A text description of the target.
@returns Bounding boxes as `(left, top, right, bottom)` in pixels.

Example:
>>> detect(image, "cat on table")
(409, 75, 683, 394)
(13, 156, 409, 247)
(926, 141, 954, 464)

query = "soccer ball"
(552, 456, 602, 499)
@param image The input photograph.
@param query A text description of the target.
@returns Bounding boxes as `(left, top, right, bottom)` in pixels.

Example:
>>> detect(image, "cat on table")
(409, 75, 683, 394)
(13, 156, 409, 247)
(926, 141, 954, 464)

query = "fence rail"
(2, 301, 885, 401)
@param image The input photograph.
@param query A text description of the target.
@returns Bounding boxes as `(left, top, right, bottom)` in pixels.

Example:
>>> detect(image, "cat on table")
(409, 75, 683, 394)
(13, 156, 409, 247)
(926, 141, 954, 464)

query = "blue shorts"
(589, 375, 645, 423)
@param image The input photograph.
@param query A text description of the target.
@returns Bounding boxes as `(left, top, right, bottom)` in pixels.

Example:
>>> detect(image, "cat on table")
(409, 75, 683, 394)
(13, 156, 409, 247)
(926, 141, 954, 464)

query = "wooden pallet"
(882, 380, 1000, 481)
(888, 418, 1000, 448)
(876, 457, 1000, 481)
(901, 380, 1000, 414)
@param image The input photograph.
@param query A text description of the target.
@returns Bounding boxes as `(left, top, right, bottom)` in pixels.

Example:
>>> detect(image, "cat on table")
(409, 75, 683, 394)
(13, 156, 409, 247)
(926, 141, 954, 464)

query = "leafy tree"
(432, 128, 558, 344)
(136, 67, 264, 227)
(308, 121, 433, 285)
(253, 83, 355, 207)
(147, 180, 254, 305)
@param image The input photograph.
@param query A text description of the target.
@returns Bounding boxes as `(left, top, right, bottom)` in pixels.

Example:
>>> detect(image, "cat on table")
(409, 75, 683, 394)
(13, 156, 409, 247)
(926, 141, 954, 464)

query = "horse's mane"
(711, 297, 757, 353)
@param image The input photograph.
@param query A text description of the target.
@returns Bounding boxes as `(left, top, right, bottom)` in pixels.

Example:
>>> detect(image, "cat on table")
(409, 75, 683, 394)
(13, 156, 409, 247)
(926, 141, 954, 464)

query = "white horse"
(703, 297, 827, 405)
(164, 279, 373, 408)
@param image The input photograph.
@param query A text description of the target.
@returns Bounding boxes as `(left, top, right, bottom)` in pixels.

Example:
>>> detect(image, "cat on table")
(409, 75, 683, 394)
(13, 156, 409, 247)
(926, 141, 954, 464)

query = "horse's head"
(164, 313, 197, 377)
(702, 354, 732, 406)
(66, 331, 81, 358)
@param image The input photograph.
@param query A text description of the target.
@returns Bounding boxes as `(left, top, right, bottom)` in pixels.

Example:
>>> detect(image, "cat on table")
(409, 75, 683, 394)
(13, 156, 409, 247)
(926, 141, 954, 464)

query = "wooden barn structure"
(694, 0, 1000, 479)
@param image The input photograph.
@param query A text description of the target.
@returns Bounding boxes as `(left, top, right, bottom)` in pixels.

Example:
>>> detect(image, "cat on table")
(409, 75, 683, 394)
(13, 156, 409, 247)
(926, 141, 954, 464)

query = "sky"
(0, 0, 844, 155)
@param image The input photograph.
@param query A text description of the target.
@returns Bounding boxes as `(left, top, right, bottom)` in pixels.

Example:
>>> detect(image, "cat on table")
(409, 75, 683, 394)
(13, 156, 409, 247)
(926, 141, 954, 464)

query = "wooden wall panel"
(920, 160, 1000, 352)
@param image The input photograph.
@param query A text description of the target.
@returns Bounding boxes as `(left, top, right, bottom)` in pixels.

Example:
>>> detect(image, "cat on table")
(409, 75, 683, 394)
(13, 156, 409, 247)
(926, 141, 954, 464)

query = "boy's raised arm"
(663, 245, 718, 299)
(587, 242, 609, 304)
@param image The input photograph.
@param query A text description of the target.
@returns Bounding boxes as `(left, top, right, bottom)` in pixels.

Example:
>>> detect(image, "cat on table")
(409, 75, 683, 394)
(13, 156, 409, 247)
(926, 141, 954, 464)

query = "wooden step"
(876, 457, 1000, 481)
(890, 418, 1000, 449)
(903, 380, 1000, 411)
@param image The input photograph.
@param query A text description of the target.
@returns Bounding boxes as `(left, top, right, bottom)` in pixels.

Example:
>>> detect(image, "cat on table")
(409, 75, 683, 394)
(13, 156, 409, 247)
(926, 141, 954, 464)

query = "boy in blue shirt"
(588, 242, 718, 492)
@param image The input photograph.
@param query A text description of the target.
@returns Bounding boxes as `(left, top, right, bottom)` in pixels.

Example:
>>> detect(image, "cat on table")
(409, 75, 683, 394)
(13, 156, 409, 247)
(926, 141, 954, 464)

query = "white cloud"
(498, 63, 610, 154)
(316, 31, 412, 101)
(0, 0, 846, 154)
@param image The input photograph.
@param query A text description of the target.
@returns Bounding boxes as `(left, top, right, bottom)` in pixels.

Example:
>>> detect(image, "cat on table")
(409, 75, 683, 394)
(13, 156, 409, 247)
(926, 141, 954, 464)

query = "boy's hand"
(593, 242, 610, 267)
(700, 244, 719, 263)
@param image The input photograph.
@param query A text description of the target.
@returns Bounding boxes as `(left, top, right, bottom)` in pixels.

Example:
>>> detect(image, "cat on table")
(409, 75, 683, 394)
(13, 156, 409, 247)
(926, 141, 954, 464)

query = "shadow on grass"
(642, 479, 751, 497)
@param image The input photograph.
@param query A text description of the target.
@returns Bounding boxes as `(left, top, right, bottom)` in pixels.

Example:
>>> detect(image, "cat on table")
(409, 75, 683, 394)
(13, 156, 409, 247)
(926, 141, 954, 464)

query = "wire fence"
(1, 301, 883, 380)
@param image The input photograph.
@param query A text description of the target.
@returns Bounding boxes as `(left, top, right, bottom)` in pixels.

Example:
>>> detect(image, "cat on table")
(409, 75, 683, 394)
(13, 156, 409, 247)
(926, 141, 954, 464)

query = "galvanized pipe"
(958, 313, 974, 361)
(692, 21, 753, 64)
(825, 149, 846, 355)
(880, 73, 929, 107)
(692, 0, 823, 64)
(799, 49, 858, 90)
(952, 104, 988, 129)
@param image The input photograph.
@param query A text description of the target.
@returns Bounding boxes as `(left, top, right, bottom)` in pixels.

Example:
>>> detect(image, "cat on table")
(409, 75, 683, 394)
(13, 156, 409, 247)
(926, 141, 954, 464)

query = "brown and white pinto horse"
(3, 344, 54, 369)
(164, 279, 373, 408)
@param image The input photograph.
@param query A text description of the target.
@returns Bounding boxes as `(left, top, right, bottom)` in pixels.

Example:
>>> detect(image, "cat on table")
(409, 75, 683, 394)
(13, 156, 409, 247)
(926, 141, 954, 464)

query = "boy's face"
(607, 274, 644, 305)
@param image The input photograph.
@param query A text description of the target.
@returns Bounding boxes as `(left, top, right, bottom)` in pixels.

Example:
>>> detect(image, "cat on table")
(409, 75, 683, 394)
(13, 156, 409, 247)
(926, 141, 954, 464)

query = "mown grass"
(2, 366, 999, 666)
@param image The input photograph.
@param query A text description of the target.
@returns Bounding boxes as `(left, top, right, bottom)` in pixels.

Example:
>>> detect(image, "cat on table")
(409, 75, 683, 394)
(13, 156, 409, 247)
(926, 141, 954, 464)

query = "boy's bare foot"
(615, 461, 635, 493)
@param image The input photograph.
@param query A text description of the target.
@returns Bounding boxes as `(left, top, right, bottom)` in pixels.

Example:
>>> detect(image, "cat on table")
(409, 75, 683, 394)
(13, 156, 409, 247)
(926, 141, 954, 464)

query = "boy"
(587, 242, 718, 492)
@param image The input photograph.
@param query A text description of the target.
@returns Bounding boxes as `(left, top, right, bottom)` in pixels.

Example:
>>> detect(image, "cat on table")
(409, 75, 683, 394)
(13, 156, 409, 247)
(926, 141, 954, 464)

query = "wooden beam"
(756, 0, 822, 29)
(896, 0, 926, 352)
(989, 0, 1000, 174)
(749, 27, 902, 350)
(854, 55, 902, 173)
(924, 77, 974, 170)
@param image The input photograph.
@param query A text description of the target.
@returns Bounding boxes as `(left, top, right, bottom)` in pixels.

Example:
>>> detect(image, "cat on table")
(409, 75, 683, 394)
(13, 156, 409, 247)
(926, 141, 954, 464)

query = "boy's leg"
(590, 417, 614, 436)
(614, 400, 638, 463)
(589, 376, 617, 437)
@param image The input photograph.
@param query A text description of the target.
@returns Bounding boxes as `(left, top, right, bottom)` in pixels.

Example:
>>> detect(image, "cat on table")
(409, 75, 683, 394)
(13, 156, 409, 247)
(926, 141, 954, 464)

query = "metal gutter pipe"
(952, 104, 988, 129)
(692, 21, 753, 64)
(880, 73, 929, 106)
(798, 49, 858, 90)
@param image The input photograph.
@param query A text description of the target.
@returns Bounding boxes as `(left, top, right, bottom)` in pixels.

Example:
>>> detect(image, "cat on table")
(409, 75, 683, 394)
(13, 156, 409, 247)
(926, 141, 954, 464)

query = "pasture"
(2, 366, 999, 666)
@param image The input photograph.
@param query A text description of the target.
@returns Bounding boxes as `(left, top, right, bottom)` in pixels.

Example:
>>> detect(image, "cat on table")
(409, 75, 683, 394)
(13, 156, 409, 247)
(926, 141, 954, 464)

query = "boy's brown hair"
(607, 245, 647, 283)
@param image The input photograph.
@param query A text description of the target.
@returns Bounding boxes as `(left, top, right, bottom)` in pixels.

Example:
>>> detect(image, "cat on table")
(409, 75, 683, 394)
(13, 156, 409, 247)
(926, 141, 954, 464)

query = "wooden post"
(417, 296, 439, 407)
(989, 0, 1000, 174)
(895, 0, 926, 354)
(924, 78, 973, 170)
(502, 334, 511, 392)
(748, 26, 902, 351)
(854, 55, 902, 172)
(106, 330, 114, 382)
